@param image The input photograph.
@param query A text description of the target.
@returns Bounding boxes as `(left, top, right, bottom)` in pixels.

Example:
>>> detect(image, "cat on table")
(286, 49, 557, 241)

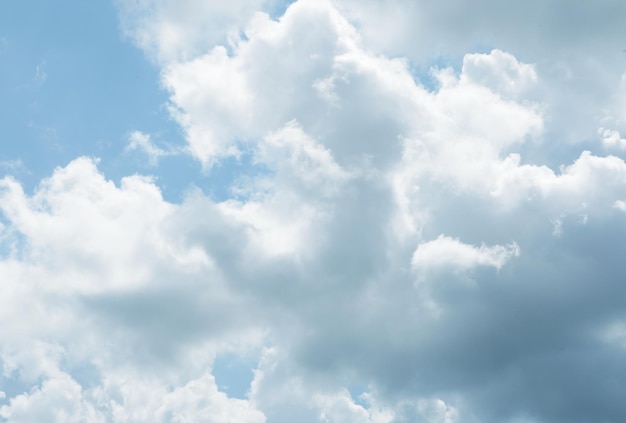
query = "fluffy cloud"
(411, 236, 520, 271)
(3, 0, 626, 422)
(460, 49, 537, 99)
(334, 0, 626, 148)
(0, 160, 269, 421)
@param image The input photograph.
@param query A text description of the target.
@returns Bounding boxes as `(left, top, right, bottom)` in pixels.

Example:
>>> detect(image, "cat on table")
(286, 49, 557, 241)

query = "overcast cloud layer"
(2, 1, 626, 422)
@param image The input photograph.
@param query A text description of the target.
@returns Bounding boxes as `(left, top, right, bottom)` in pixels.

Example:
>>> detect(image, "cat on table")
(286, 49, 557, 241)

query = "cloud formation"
(2, 0, 626, 422)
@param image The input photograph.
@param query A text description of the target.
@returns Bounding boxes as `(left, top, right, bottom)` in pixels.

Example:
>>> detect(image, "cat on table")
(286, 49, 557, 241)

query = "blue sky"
(2, 1, 626, 422)
(0, 0, 266, 202)
(1, 1, 167, 185)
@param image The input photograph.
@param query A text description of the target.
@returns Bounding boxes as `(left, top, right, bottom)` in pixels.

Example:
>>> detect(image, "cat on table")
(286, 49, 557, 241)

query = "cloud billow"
(2, 0, 626, 422)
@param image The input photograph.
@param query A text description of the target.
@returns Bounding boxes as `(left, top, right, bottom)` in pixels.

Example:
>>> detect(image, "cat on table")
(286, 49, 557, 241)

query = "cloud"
(3, 0, 626, 422)
(0, 160, 27, 175)
(0, 158, 270, 421)
(411, 235, 520, 271)
(599, 127, 626, 150)
(159, 0, 373, 167)
(460, 49, 537, 99)
(0, 374, 95, 423)
(114, 0, 273, 63)
(334, 0, 626, 147)
(125, 130, 176, 166)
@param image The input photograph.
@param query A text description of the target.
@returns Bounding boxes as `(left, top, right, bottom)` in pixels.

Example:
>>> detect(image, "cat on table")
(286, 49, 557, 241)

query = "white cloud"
(0, 157, 200, 294)
(258, 120, 350, 196)
(312, 390, 394, 423)
(4, 0, 626, 422)
(411, 235, 520, 271)
(599, 127, 626, 150)
(0, 373, 100, 423)
(126, 130, 176, 165)
(0, 158, 269, 421)
(334, 0, 626, 146)
(159, 0, 369, 167)
(114, 0, 273, 63)
(461, 49, 537, 98)
(103, 372, 265, 423)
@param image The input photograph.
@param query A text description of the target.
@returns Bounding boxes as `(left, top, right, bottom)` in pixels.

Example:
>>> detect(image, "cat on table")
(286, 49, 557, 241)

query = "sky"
(1, 0, 626, 422)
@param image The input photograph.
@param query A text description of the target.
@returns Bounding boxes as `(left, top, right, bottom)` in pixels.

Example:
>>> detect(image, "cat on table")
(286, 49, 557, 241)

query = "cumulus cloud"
(599, 127, 626, 150)
(460, 49, 537, 99)
(411, 236, 520, 271)
(3, 0, 626, 422)
(334, 0, 626, 147)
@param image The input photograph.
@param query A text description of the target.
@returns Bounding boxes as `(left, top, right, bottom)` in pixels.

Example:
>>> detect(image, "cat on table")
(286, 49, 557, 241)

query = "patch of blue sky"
(0, 366, 44, 406)
(1, 0, 175, 188)
(407, 57, 458, 93)
(61, 355, 102, 392)
(212, 351, 258, 400)
(346, 383, 370, 408)
(0, 1, 276, 205)
(0, 359, 105, 409)
(408, 42, 495, 93)
(267, 0, 297, 20)
(124, 147, 271, 203)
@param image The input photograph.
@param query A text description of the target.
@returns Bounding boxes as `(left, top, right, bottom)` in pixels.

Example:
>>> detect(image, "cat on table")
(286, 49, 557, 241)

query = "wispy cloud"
(125, 130, 179, 166)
